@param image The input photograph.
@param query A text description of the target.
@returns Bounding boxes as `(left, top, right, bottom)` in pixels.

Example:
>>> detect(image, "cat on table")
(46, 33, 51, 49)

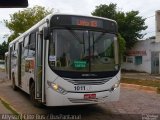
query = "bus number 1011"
(74, 86, 86, 91)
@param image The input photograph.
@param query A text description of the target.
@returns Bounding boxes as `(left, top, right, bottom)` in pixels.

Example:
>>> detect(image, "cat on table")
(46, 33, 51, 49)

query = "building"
(122, 10, 160, 74)
(122, 39, 160, 74)
(156, 10, 160, 42)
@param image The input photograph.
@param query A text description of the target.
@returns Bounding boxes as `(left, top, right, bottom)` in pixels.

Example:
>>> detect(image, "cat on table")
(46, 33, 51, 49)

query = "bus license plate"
(84, 94, 96, 99)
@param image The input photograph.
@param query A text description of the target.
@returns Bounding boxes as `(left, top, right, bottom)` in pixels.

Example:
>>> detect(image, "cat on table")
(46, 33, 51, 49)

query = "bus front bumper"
(45, 86, 120, 106)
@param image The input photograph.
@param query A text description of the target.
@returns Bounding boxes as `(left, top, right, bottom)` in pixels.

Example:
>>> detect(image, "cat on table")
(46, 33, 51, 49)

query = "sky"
(0, 0, 160, 44)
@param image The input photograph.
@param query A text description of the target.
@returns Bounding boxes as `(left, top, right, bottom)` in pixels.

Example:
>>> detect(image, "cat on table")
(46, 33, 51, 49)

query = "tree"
(92, 3, 147, 51)
(4, 5, 53, 42)
(118, 34, 126, 60)
(0, 41, 8, 60)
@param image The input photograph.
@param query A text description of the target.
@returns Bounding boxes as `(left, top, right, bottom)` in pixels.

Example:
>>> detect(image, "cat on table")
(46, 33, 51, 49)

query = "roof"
(9, 13, 117, 45)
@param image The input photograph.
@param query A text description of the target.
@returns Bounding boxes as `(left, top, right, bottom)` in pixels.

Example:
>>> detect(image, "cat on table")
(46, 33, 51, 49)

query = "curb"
(120, 83, 157, 93)
(122, 76, 160, 80)
(0, 97, 23, 120)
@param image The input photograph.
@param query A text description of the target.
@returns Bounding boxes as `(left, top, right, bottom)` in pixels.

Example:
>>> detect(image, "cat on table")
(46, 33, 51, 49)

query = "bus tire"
(12, 74, 18, 91)
(30, 82, 43, 107)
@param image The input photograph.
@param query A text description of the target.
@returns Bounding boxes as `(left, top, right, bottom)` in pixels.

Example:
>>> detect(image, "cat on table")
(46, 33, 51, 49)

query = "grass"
(121, 78, 160, 88)
(121, 78, 160, 93)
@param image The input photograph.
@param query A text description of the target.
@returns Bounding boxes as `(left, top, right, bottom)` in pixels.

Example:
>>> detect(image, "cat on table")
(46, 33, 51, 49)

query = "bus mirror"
(43, 27, 49, 40)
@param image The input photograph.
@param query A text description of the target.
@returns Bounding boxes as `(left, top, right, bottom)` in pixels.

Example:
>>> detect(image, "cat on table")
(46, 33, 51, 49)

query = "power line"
(145, 15, 155, 19)
(144, 30, 156, 33)
(146, 31, 156, 34)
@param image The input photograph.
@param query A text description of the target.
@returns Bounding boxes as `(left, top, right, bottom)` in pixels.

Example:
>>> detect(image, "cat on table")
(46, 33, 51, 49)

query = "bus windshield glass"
(49, 29, 119, 72)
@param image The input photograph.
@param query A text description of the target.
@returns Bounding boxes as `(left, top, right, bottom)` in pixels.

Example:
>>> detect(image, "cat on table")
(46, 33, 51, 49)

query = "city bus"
(8, 13, 120, 106)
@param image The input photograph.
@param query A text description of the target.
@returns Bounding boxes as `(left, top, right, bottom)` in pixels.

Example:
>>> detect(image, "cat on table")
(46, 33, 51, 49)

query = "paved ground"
(0, 70, 12, 115)
(0, 71, 160, 120)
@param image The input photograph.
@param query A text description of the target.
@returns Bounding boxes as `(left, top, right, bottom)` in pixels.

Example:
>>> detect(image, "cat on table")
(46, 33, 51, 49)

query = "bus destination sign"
(51, 15, 117, 33)
(72, 17, 103, 28)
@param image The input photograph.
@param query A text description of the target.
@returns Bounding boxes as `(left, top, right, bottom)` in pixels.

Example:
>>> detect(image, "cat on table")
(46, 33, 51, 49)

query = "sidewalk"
(122, 72, 160, 80)
(0, 70, 14, 115)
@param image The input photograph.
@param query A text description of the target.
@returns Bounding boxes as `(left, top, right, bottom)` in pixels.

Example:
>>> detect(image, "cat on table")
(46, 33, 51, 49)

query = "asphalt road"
(0, 72, 160, 120)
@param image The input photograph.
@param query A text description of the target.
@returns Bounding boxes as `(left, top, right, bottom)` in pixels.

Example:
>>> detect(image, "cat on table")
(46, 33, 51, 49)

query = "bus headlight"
(47, 80, 67, 95)
(109, 81, 120, 92)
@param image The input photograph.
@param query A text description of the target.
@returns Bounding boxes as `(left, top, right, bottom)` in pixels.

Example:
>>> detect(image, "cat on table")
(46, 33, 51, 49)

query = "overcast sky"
(0, 0, 160, 44)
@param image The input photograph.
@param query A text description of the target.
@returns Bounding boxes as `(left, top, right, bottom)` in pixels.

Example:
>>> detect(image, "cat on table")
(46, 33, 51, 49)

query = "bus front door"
(35, 31, 45, 102)
(18, 42, 23, 87)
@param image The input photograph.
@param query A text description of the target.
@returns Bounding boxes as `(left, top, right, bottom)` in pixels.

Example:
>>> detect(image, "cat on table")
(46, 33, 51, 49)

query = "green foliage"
(8, 32, 19, 43)
(119, 11, 147, 49)
(0, 41, 8, 60)
(92, 3, 147, 50)
(121, 78, 160, 88)
(4, 5, 53, 42)
(118, 34, 126, 59)
(92, 4, 117, 19)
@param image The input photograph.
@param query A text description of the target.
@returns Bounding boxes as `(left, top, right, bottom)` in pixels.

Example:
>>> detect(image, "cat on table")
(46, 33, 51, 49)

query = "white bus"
(8, 13, 120, 106)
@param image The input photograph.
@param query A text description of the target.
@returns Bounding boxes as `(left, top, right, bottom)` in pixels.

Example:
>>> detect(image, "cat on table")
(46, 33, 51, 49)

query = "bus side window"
(11, 45, 14, 57)
(12, 43, 17, 58)
(49, 32, 56, 67)
(24, 36, 29, 58)
(49, 32, 55, 55)
(24, 36, 29, 47)
(14, 42, 19, 58)
(28, 33, 36, 57)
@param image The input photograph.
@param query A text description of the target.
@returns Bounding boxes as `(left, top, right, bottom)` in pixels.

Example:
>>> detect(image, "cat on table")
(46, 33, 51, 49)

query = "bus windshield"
(49, 29, 119, 72)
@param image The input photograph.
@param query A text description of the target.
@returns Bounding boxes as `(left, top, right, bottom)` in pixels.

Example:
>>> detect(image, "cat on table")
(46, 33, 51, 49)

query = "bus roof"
(9, 13, 117, 45)
(53, 13, 117, 23)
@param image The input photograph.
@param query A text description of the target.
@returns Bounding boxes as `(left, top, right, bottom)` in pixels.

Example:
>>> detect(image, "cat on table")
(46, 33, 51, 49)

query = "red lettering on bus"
(91, 21, 97, 27)
(77, 20, 97, 27)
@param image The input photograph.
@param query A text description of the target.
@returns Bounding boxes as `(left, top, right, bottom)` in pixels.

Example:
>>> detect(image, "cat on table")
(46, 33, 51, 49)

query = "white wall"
(122, 39, 152, 73)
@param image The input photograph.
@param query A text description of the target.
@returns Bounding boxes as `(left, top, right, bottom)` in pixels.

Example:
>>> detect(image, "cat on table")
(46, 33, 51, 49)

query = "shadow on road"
(45, 104, 109, 115)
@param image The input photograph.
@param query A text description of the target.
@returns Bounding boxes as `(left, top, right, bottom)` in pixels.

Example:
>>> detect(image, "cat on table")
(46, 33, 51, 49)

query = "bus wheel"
(30, 82, 43, 107)
(12, 74, 18, 91)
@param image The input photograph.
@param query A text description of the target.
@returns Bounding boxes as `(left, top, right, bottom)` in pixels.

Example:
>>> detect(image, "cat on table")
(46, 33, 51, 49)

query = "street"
(0, 71, 160, 120)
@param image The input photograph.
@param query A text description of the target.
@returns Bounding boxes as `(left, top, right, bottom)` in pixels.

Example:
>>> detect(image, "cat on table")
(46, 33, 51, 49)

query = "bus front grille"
(63, 77, 112, 85)
(68, 96, 108, 103)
